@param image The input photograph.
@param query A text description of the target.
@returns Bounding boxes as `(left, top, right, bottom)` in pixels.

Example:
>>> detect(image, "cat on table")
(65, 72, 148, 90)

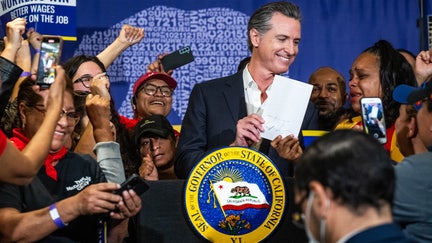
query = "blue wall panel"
(62, 0, 420, 125)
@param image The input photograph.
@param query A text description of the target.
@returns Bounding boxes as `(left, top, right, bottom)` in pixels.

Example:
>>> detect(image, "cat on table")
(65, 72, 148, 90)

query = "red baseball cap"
(132, 72, 177, 97)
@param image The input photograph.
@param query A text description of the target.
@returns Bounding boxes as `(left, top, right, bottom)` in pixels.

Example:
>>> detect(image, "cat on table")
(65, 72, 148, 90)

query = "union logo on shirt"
(66, 176, 91, 191)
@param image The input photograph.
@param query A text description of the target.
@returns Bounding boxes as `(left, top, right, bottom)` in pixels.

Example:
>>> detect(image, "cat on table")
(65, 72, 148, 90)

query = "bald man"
(308, 67, 347, 130)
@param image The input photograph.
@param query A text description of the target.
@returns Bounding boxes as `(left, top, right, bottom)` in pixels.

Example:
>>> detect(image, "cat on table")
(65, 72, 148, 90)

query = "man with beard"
(392, 81, 432, 242)
(308, 67, 347, 130)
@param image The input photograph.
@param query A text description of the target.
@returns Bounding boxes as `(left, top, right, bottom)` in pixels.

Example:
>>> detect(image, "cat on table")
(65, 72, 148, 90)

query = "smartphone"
(113, 174, 149, 196)
(36, 35, 63, 88)
(360, 97, 387, 144)
(161, 46, 194, 71)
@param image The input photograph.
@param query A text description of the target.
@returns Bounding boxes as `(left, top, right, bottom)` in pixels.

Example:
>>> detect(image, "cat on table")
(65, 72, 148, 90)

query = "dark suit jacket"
(346, 223, 411, 243)
(0, 57, 22, 120)
(175, 71, 318, 179)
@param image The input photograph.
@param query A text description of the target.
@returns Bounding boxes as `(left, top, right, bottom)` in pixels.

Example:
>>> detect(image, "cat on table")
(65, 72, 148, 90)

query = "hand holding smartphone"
(36, 35, 63, 88)
(113, 174, 149, 196)
(360, 97, 387, 144)
(161, 46, 194, 71)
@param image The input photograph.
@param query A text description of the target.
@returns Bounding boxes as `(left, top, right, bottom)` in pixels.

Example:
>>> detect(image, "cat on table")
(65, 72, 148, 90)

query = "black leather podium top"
(133, 178, 307, 243)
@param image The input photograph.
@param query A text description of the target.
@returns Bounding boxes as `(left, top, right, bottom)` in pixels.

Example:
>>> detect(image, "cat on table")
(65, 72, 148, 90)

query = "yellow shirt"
(335, 116, 404, 162)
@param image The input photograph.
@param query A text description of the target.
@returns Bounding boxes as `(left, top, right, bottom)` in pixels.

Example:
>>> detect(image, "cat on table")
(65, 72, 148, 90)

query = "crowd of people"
(0, 1, 431, 242)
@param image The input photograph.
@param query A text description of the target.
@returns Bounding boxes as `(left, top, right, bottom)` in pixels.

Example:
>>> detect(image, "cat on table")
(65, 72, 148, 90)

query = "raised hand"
(415, 49, 432, 84)
(118, 24, 145, 45)
(44, 66, 65, 117)
(26, 28, 42, 50)
(85, 93, 113, 142)
(146, 53, 173, 75)
(89, 72, 111, 99)
(2, 18, 26, 62)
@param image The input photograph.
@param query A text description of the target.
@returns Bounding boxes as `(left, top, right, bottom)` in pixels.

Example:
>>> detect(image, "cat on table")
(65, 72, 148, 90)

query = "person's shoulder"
(335, 116, 362, 130)
(397, 151, 432, 170)
(118, 115, 138, 130)
(197, 72, 242, 88)
(395, 152, 432, 188)
(63, 151, 105, 181)
(65, 151, 96, 165)
(347, 223, 411, 243)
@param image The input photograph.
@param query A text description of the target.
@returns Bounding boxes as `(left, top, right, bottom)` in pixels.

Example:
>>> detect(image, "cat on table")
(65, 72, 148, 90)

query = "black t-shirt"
(0, 151, 107, 242)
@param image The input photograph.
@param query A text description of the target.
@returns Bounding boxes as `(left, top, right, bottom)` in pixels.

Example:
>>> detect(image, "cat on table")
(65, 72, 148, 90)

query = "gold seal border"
(184, 147, 286, 242)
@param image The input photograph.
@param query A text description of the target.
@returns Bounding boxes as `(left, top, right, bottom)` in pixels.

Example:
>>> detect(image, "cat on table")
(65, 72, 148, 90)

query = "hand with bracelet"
(26, 28, 43, 81)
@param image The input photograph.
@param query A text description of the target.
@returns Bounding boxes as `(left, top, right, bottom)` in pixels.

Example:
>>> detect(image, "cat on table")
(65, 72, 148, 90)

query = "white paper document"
(260, 75, 313, 140)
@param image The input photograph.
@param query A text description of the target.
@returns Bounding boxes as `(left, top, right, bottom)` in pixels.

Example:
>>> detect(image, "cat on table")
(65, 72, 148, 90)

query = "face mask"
(305, 192, 320, 243)
(304, 191, 330, 243)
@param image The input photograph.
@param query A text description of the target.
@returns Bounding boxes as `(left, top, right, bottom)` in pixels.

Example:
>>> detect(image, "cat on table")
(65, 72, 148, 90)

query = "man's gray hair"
(247, 1, 302, 52)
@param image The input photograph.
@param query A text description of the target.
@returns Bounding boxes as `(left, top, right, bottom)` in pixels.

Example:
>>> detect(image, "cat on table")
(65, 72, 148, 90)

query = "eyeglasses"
(139, 83, 173, 97)
(73, 72, 109, 88)
(59, 110, 81, 124)
(29, 105, 80, 125)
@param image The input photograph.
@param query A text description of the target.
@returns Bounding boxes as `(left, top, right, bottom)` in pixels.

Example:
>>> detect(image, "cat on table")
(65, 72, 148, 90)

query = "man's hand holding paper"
(230, 114, 265, 147)
(260, 75, 313, 140)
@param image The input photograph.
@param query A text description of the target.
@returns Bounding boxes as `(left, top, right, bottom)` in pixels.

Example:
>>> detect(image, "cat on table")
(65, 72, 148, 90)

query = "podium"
(135, 178, 307, 243)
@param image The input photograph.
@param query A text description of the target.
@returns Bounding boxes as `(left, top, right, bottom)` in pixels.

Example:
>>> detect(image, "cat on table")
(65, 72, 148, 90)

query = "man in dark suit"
(295, 130, 410, 243)
(175, 1, 318, 179)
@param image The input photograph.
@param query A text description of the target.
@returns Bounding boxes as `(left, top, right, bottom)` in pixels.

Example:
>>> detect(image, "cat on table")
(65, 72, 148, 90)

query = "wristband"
(49, 204, 68, 228)
(35, 48, 40, 54)
(20, 71, 31, 77)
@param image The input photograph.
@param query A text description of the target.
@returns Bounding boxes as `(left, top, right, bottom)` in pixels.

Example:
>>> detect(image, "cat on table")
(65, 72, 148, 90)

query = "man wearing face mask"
(294, 130, 410, 243)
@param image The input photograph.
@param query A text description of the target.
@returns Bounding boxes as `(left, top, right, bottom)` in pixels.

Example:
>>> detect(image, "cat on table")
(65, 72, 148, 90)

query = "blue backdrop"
(61, 0, 420, 126)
